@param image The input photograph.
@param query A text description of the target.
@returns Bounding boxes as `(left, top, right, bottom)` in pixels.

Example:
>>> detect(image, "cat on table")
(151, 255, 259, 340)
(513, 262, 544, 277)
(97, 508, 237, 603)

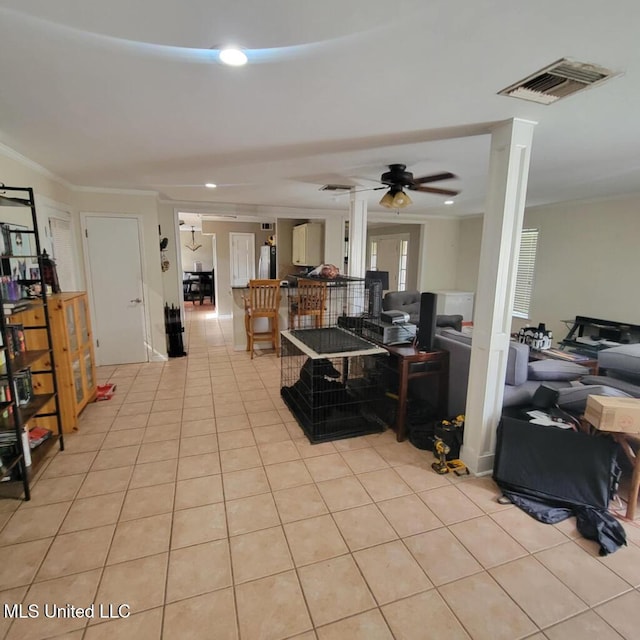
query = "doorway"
(82, 215, 148, 365)
(369, 233, 410, 291)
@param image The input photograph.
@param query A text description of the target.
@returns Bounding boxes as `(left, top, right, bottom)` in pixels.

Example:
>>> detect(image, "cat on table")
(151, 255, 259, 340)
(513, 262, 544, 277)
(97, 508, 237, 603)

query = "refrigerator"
(258, 245, 277, 279)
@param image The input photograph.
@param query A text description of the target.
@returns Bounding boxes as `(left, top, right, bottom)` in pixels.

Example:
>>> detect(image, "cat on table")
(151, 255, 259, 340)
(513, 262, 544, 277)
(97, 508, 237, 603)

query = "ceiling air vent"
(320, 184, 353, 191)
(498, 58, 620, 105)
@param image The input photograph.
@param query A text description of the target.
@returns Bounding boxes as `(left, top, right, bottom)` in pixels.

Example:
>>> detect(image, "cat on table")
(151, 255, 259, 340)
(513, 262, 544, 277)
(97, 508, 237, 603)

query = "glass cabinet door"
(67, 303, 78, 352)
(83, 348, 94, 390)
(72, 358, 84, 404)
(78, 298, 89, 345)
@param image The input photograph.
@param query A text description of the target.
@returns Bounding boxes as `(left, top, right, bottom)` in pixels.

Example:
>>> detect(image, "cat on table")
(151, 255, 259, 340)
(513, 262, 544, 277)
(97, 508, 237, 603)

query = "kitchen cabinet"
(292, 223, 323, 266)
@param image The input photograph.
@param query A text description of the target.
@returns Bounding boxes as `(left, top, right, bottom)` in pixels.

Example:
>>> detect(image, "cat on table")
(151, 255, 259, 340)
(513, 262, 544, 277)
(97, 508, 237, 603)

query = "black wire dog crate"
(286, 275, 371, 331)
(280, 328, 389, 442)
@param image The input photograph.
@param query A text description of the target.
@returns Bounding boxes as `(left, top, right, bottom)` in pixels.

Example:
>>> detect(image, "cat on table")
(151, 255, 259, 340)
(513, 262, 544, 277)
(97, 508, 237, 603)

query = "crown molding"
(72, 185, 159, 197)
(0, 142, 73, 189)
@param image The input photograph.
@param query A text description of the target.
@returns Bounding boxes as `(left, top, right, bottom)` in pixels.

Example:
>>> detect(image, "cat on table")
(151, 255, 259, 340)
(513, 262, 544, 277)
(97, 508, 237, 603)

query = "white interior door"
(230, 232, 255, 286)
(83, 216, 148, 365)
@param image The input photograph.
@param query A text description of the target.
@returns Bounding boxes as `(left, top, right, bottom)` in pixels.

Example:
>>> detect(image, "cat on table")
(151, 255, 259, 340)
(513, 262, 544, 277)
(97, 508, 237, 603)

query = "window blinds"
(513, 228, 539, 318)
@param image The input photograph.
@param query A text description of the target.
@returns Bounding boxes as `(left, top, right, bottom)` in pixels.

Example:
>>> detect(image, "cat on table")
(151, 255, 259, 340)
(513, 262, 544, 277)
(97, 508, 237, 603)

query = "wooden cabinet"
(292, 223, 323, 266)
(16, 292, 96, 433)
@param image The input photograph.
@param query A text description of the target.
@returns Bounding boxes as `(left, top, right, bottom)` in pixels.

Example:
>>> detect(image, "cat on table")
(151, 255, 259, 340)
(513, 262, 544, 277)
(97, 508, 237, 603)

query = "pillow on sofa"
(581, 375, 640, 398)
(598, 344, 640, 384)
(382, 291, 420, 324)
(506, 341, 529, 386)
(436, 314, 463, 332)
(528, 359, 589, 381)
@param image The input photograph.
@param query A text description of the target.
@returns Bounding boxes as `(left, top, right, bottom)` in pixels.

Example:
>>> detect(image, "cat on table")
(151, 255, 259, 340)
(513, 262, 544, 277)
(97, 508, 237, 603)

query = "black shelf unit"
(0, 184, 64, 500)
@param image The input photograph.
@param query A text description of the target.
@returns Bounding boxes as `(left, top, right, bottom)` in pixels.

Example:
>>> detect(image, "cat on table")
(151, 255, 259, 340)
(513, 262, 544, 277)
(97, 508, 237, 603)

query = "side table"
(382, 345, 449, 442)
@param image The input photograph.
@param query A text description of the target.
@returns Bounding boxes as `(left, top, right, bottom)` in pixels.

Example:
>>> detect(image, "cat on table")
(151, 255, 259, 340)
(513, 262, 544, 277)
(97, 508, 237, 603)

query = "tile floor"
(0, 304, 639, 640)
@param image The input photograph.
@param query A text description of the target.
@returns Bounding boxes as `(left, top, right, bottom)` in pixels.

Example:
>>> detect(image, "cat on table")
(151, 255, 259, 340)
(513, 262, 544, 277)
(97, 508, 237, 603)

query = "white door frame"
(80, 212, 151, 364)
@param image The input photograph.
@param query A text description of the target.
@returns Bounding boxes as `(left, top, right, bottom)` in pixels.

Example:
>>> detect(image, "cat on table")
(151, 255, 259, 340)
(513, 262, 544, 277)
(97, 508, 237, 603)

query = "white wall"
(158, 201, 181, 308)
(456, 195, 640, 340)
(419, 218, 461, 291)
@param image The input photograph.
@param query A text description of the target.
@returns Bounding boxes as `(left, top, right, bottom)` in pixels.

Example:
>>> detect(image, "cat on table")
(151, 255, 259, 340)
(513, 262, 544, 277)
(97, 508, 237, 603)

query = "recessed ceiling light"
(205, 183, 217, 189)
(219, 48, 248, 66)
(444, 200, 454, 205)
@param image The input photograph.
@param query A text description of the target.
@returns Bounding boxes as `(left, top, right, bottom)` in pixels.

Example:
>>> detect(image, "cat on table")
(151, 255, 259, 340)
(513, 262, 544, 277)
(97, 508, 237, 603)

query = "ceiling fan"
(374, 164, 460, 209)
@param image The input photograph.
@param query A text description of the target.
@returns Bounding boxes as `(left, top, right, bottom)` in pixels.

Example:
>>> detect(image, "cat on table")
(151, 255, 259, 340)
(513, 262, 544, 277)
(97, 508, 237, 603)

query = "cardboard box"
(584, 395, 640, 434)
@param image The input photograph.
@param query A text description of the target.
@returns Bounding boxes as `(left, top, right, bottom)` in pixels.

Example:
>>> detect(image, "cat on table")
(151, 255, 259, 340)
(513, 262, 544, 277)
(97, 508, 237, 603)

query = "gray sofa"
(383, 290, 640, 415)
(434, 328, 558, 415)
(382, 290, 463, 331)
(434, 328, 639, 416)
(581, 343, 640, 398)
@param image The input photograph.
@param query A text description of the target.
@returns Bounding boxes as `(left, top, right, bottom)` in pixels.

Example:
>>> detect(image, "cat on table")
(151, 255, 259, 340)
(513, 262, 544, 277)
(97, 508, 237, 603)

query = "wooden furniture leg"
(628, 454, 640, 521)
(395, 358, 410, 442)
(613, 434, 640, 520)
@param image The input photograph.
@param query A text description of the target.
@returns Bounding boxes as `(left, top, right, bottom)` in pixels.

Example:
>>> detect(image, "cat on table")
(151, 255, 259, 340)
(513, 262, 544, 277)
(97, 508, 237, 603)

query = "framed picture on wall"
(0, 224, 11, 257)
(10, 227, 31, 256)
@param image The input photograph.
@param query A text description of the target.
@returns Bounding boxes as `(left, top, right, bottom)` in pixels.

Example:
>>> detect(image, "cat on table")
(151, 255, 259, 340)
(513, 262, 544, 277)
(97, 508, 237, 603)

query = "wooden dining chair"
(288, 279, 328, 329)
(243, 279, 282, 358)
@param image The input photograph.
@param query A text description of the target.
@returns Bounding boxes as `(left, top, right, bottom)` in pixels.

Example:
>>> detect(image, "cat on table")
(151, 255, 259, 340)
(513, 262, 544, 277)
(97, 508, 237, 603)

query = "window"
(369, 240, 377, 269)
(513, 228, 539, 318)
(398, 239, 409, 292)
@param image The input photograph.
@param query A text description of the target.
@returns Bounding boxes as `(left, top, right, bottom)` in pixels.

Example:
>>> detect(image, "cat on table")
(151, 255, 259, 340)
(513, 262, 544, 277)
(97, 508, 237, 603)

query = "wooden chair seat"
(243, 279, 281, 358)
(288, 279, 327, 329)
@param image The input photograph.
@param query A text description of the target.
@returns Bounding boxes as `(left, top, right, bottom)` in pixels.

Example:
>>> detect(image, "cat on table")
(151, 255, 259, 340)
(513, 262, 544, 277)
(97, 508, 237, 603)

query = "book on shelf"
(3, 302, 30, 317)
(13, 369, 33, 406)
(5, 323, 26, 359)
(28, 426, 52, 449)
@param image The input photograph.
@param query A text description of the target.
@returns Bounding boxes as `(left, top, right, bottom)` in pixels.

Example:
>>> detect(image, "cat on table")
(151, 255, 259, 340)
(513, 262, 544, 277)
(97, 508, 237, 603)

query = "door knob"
(130, 298, 142, 303)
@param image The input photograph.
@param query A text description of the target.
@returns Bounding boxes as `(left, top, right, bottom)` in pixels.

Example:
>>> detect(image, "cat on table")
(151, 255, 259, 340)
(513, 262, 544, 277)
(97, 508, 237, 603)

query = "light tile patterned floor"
(0, 304, 639, 640)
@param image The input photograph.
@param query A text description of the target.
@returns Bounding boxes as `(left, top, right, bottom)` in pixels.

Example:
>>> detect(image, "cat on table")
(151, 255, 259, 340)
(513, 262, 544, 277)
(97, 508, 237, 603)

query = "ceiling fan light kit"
(379, 188, 412, 209)
(375, 164, 459, 209)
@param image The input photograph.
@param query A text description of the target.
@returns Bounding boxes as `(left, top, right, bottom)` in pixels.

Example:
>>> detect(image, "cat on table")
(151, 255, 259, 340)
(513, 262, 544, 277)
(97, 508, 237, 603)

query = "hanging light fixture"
(184, 226, 202, 252)
(379, 187, 412, 209)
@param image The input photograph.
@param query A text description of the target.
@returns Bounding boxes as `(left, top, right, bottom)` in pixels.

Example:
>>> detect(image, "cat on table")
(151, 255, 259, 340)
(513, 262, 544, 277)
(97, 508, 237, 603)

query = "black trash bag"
(502, 490, 626, 556)
(495, 417, 626, 556)
(408, 421, 436, 450)
(575, 506, 627, 557)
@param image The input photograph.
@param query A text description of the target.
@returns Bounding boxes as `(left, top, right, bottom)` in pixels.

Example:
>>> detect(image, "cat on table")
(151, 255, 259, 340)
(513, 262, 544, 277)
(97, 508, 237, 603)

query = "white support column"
(461, 118, 536, 475)
(323, 215, 345, 269)
(348, 189, 367, 278)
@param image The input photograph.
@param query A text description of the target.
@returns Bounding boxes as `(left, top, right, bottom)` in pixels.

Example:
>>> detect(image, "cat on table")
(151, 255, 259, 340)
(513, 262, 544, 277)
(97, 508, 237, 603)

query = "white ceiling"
(1, 0, 639, 228)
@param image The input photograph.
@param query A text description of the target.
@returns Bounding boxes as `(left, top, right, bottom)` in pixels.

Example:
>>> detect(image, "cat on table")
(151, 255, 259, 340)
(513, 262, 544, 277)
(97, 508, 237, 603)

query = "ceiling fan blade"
(332, 185, 387, 196)
(411, 185, 460, 196)
(413, 172, 457, 185)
